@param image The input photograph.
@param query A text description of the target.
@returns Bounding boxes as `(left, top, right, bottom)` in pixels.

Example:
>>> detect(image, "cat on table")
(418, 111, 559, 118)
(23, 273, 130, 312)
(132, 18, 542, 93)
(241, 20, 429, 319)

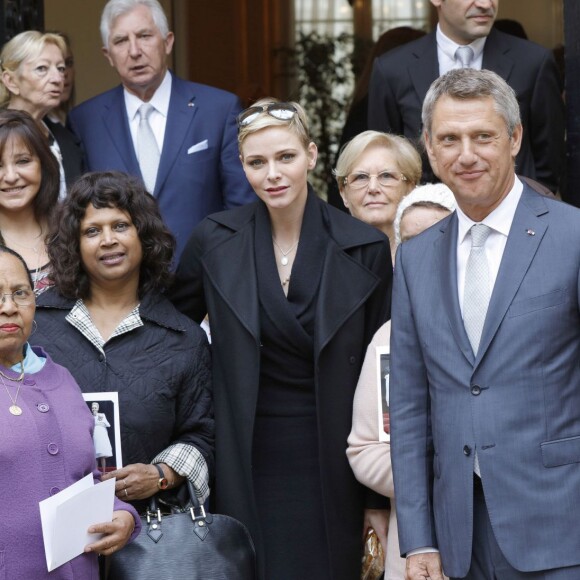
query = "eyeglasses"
(0, 289, 35, 307)
(343, 171, 408, 190)
(237, 102, 298, 127)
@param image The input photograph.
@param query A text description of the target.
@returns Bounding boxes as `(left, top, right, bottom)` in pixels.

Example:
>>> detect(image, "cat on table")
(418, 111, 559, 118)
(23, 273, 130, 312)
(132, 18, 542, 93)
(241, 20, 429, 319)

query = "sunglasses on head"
(237, 102, 298, 127)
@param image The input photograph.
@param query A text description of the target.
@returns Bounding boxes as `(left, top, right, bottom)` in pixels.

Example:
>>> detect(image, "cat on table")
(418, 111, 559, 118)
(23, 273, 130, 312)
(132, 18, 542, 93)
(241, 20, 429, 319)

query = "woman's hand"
(383, 412, 390, 434)
(84, 510, 135, 556)
(363, 508, 389, 564)
(102, 463, 164, 501)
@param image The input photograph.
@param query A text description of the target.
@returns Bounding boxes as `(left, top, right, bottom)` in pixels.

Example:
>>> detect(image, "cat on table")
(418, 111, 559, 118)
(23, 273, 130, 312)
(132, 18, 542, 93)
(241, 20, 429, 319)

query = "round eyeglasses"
(0, 289, 35, 307)
(237, 102, 298, 127)
(343, 171, 408, 190)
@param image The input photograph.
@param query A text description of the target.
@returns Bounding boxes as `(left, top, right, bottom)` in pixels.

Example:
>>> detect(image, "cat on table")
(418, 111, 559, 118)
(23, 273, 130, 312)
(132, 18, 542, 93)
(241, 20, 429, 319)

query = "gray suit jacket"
(389, 185, 580, 577)
(368, 29, 565, 194)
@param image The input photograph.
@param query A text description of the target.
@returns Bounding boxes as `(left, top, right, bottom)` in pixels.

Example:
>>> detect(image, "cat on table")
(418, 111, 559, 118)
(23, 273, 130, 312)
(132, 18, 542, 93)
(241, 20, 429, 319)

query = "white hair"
(100, 0, 169, 46)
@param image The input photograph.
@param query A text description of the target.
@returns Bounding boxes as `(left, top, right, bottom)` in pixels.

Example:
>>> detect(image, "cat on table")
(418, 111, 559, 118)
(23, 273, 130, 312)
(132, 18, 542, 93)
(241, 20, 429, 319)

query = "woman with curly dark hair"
(33, 171, 214, 513)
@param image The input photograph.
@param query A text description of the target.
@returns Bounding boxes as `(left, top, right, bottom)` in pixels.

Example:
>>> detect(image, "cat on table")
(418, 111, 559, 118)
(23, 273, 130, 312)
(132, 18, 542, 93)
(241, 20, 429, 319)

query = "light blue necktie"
(137, 103, 160, 194)
(463, 223, 492, 355)
(455, 45, 474, 68)
(463, 223, 492, 476)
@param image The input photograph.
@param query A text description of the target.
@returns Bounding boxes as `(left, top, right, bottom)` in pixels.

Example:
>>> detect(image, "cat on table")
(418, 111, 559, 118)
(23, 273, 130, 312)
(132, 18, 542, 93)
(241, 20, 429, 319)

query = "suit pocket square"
(188, 140, 209, 154)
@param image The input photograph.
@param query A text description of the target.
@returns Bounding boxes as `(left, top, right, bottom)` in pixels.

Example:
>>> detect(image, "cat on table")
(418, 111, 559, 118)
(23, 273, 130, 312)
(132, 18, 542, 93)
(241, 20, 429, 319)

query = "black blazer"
(44, 117, 85, 187)
(170, 193, 392, 579)
(367, 28, 565, 194)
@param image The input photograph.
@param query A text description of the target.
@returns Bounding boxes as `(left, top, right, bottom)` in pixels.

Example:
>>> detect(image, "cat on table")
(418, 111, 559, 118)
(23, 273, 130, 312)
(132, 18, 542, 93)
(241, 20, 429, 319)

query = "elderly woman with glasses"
(335, 130, 422, 262)
(171, 98, 392, 580)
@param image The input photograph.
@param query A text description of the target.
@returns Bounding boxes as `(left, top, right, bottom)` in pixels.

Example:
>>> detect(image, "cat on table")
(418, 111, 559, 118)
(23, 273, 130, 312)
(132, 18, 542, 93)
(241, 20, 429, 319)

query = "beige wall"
(499, 0, 563, 48)
(44, 0, 564, 107)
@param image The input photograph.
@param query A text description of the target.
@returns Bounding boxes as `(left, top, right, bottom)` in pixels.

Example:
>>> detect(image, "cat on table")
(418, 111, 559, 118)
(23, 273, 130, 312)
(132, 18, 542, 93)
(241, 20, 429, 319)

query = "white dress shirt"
(456, 177, 523, 311)
(124, 70, 172, 154)
(437, 25, 486, 76)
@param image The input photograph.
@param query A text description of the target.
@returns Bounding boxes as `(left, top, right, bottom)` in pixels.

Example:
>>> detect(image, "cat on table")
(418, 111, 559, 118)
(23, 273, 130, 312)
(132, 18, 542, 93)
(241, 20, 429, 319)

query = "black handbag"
(108, 481, 256, 579)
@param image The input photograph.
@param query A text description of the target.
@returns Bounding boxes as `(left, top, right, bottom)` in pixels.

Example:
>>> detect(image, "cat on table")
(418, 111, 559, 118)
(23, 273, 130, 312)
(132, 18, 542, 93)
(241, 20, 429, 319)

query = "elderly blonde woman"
(171, 99, 391, 580)
(335, 130, 422, 262)
(0, 30, 83, 196)
(347, 183, 455, 580)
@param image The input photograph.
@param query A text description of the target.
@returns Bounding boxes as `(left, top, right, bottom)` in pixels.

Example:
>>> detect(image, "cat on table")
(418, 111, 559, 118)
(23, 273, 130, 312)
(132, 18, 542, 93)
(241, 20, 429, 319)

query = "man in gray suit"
(390, 68, 580, 579)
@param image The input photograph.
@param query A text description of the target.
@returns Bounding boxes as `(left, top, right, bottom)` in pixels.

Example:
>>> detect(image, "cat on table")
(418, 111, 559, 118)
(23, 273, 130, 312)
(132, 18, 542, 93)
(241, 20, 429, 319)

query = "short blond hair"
(0, 31, 66, 108)
(238, 98, 313, 155)
(334, 130, 422, 190)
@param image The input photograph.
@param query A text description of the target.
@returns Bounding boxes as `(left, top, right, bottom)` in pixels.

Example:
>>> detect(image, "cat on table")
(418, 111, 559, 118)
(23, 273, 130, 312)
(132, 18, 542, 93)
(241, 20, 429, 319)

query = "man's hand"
(406, 552, 444, 580)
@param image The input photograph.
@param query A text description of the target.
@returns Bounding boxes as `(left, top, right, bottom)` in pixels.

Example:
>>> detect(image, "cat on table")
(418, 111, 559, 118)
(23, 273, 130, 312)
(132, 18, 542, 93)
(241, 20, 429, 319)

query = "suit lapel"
(481, 29, 513, 83)
(201, 221, 260, 343)
(409, 32, 439, 108)
(436, 214, 475, 365)
(155, 75, 198, 198)
(103, 87, 141, 174)
(475, 190, 548, 367)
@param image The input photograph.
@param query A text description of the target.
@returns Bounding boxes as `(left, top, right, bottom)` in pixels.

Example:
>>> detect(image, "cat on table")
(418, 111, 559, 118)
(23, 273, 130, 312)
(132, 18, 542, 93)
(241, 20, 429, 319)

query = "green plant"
(285, 31, 355, 198)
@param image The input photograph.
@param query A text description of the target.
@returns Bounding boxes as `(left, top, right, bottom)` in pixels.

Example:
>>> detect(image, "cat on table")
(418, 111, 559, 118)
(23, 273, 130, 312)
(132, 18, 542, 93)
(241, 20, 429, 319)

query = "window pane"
(372, 0, 429, 39)
(295, 0, 353, 36)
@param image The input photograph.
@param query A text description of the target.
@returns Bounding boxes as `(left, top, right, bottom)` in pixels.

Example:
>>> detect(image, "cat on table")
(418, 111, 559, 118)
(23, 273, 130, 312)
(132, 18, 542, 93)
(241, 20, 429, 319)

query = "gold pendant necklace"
(0, 361, 25, 415)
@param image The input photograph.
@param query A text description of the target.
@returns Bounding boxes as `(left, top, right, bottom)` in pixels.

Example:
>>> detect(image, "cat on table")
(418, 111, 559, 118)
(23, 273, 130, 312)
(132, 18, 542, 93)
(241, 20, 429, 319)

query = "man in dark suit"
(389, 68, 580, 579)
(368, 0, 565, 196)
(68, 0, 255, 261)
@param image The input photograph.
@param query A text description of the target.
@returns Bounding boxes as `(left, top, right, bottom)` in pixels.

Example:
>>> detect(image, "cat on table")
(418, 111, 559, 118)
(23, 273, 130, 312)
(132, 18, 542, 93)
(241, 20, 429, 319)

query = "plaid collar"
(66, 299, 143, 355)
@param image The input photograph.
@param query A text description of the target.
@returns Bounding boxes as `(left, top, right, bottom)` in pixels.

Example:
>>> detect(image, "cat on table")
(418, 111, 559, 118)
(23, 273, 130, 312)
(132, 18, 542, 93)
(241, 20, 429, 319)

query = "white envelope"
(188, 139, 209, 154)
(40, 474, 116, 572)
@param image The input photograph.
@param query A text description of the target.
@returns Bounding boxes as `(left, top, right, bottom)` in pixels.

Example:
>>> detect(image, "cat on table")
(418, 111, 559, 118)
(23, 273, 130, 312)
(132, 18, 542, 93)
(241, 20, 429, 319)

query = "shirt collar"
(436, 24, 486, 64)
(456, 176, 523, 243)
(66, 299, 143, 355)
(124, 69, 172, 121)
(15, 342, 46, 374)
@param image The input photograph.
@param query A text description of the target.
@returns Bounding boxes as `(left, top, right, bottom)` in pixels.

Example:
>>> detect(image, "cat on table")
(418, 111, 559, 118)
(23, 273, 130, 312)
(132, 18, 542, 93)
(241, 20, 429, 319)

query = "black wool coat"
(33, 290, 214, 479)
(170, 193, 392, 579)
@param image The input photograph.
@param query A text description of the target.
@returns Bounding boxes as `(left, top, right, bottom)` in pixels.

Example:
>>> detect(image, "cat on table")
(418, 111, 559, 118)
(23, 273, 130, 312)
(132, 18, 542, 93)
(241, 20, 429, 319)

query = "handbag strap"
(186, 480, 213, 540)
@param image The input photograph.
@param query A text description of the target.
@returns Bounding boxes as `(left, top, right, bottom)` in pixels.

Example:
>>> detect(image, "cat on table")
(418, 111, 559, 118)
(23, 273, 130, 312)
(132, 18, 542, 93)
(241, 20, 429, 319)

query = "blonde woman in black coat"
(171, 99, 392, 580)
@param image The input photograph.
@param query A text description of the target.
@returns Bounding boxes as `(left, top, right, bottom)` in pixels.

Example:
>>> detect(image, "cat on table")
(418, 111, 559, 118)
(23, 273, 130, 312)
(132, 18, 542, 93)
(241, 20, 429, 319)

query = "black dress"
(252, 196, 332, 579)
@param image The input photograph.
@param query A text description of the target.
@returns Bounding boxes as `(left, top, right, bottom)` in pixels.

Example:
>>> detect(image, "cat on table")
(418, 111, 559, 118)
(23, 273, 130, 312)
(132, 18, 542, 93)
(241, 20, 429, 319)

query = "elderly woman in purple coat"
(0, 245, 139, 578)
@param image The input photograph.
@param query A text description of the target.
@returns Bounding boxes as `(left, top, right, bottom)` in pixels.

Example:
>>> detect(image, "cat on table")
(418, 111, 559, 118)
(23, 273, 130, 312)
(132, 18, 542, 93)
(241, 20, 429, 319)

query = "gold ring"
(123, 480, 127, 489)
(124, 488, 128, 498)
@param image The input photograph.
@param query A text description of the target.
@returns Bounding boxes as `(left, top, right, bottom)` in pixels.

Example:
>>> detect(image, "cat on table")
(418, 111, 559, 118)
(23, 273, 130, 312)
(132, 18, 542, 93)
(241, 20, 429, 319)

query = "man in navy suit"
(368, 0, 565, 197)
(390, 68, 580, 579)
(69, 0, 255, 261)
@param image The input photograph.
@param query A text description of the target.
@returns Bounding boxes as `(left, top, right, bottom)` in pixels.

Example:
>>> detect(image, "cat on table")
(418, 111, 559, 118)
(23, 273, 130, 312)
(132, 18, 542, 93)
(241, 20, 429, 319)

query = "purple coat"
(0, 347, 140, 579)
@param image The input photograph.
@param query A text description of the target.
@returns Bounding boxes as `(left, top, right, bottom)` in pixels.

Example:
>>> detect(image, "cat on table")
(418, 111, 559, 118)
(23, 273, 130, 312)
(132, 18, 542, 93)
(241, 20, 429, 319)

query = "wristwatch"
(154, 464, 169, 490)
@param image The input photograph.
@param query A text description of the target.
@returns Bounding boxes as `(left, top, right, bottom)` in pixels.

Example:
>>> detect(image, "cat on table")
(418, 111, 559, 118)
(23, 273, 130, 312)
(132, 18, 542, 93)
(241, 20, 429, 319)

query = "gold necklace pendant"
(1, 362, 24, 415)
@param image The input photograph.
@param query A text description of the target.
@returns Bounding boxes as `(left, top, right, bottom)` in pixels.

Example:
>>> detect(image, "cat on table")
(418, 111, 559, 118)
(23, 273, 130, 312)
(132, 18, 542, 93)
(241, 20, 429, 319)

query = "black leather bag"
(108, 482, 256, 579)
